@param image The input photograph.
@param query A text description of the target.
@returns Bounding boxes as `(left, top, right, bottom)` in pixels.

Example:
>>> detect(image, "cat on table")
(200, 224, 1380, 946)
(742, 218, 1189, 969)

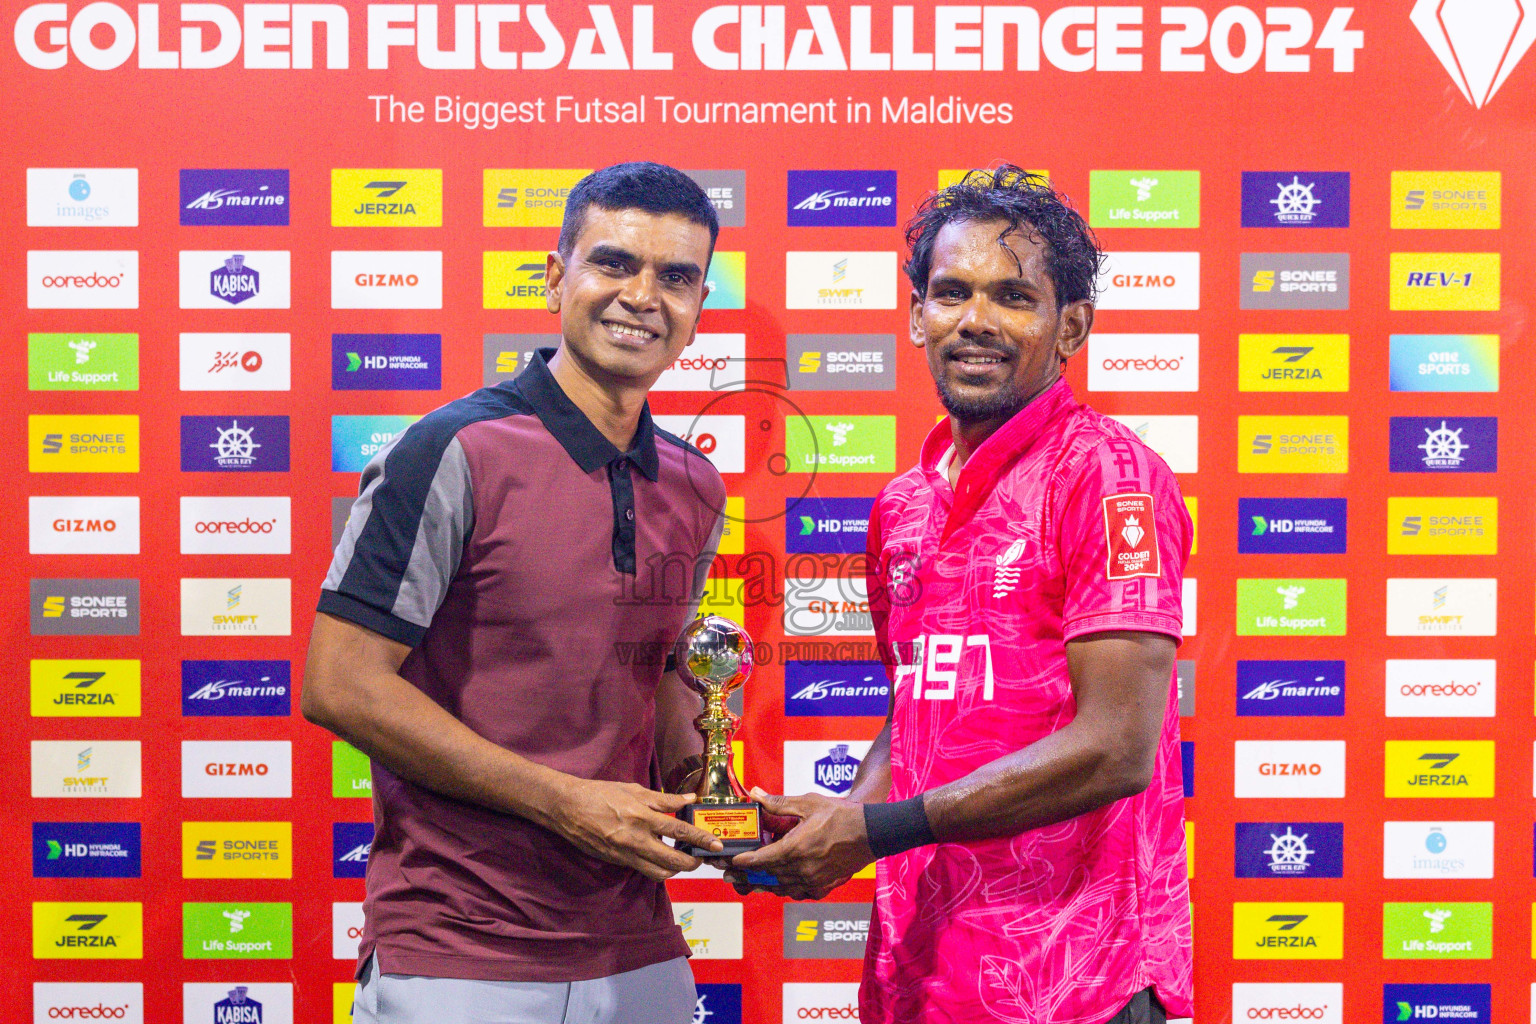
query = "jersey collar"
(512, 347, 661, 481)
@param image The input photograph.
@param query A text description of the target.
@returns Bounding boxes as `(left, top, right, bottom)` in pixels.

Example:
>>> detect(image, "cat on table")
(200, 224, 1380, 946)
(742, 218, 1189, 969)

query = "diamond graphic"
(1411, 0, 1536, 107)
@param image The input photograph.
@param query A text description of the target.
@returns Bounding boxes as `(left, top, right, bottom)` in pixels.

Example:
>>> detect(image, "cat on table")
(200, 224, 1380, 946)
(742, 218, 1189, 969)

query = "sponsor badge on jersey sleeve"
(1103, 493, 1161, 580)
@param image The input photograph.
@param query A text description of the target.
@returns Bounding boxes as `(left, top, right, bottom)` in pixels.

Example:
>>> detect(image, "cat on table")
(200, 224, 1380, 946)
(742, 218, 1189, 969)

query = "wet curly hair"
(903, 165, 1104, 307)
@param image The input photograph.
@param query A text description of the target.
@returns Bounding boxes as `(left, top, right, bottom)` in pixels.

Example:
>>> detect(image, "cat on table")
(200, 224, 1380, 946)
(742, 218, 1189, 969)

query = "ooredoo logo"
(180, 497, 290, 555)
(1088, 334, 1199, 391)
(797, 1007, 859, 1019)
(28, 252, 139, 309)
(1245, 1004, 1327, 1019)
(783, 984, 862, 1024)
(46, 1004, 131, 1018)
(34, 982, 144, 1023)
(652, 335, 745, 392)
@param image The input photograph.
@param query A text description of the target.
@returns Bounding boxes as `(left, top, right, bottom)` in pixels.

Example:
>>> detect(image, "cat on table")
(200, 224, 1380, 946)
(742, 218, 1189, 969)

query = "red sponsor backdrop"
(5, 2, 1535, 1021)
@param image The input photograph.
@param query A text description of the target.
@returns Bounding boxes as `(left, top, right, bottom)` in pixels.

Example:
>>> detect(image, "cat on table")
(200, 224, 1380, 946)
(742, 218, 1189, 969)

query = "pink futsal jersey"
(861, 378, 1193, 1024)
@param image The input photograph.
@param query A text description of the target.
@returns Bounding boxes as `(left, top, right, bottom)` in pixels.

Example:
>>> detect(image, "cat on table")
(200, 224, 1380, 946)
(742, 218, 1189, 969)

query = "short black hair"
(903, 165, 1104, 306)
(558, 162, 719, 259)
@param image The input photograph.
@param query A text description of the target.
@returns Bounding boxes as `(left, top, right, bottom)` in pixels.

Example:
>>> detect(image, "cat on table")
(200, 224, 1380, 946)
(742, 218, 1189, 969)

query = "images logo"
(483, 168, 588, 226)
(785, 497, 873, 554)
(28, 332, 138, 391)
(1389, 335, 1499, 392)
(27, 168, 138, 226)
(1088, 334, 1199, 391)
(31, 659, 140, 718)
(180, 578, 292, 637)
(32, 903, 143, 960)
(1386, 659, 1496, 717)
(1383, 821, 1492, 879)
(333, 822, 373, 878)
(29, 415, 139, 473)
(652, 415, 746, 474)
(1386, 578, 1497, 637)
(184, 902, 294, 960)
(1089, 170, 1199, 228)
(1389, 417, 1496, 473)
(784, 661, 888, 717)
(1236, 578, 1346, 636)
(1384, 742, 1494, 797)
(1388, 497, 1497, 555)
(1241, 253, 1349, 309)
(183, 660, 292, 717)
(784, 416, 896, 473)
(787, 170, 897, 227)
(182, 822, 292, 879)
(180, 169, 290, 226)
(33, 822, 141, 878)
(1240, 171, 1350, 227)
(181, 416, 290, 472)
(1238, 498, 1347, 554)
(180, 333, 292, 392)
(782, 903, 871, 959)
(28, 250, 138, 309)
(1383, 984, 1489, 1024)
(1411, 0, 1534, 108)
(332, 168, 442, 226)
(1095, 251, 1200, 310)
(180, 251, 291, 309)
(1239, 416, 1349, 474)
(29, 497, 141, 556)
(1237, 660, 1345, 717)
(1232, 903, 1343, 959)
(1237, 334, 1349, 392)
(1389, 252, 1500, 310)
(1392, 171, 1500, 229)
(331, 415, 422, 473)
(30, 578, 139, 636)
(1235, 822, 1344, 878)
(685, 169, 747, 228)
(1383, 902, 1491, 959)
(484, 250, 551, 309)
(332, 251, 443, 309)
(785, 251, 896, 309)
(332, 334, 442, 391)
(785, 334, 895, 391)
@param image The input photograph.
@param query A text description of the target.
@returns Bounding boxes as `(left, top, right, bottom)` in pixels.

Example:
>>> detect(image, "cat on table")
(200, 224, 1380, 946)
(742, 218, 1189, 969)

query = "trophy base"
(679, 801, 764, 857)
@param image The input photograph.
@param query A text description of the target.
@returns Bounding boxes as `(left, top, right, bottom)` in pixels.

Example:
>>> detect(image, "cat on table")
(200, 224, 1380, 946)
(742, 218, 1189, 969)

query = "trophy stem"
(694, 688, 747, 805)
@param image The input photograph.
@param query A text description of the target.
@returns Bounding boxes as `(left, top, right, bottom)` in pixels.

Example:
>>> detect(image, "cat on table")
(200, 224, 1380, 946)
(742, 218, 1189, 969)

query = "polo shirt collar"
(514, 347, 660, 481)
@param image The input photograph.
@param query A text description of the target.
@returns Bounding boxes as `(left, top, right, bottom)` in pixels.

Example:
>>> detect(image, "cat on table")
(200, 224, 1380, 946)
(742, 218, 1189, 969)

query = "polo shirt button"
(625, 507, 634, 521)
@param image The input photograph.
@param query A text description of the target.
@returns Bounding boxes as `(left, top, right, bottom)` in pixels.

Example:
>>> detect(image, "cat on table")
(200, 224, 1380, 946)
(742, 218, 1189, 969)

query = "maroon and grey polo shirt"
(319, 347, 725, 983)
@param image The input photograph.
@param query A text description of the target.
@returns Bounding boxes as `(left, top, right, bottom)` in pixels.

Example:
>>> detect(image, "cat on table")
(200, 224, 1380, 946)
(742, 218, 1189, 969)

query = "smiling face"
(911, 217, 1093, 426)
(545, 204, 714, 388)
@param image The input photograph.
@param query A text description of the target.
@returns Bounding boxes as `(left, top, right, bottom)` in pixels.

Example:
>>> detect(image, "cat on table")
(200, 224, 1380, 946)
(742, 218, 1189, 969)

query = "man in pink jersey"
(731, 166, 1193, 1024)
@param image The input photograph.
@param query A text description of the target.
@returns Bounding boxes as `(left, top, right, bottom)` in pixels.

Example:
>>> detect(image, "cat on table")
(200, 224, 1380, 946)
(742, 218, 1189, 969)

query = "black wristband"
(863, 795, 937, 859)
(664, 653, 677, 673)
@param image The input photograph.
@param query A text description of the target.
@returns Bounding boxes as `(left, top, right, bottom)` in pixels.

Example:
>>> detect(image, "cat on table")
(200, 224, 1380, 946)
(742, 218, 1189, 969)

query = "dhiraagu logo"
(1232, 902, 1343, 959)
(184, 901, 293, 959)
(1384, 742, 1494, 797)
(1389, 335, 1499, 392)
(331, 415, 421, 473)
(1237, 579, 1346, 636)
(704, 251, 746, 310)
(785, 416, 896, 473)
(333, 742, 371, 797)
(1383, 902, 1490, 959)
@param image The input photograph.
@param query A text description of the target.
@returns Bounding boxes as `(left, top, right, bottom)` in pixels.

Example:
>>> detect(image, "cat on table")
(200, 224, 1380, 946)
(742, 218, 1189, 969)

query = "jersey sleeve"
(318, 420, 475, 647)
(865, 488, 897, 679)
(1057, 435, 1191, 643)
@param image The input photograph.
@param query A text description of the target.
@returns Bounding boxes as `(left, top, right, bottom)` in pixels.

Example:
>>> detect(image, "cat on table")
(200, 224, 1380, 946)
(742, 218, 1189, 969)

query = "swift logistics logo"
(1385, 578, 1497, 636)
(333, 822, 373, 878)
(179, 251, 291, 309)
(1234, 822, 1344, 878)
(27, 168, 138, 226)
(180, 168, 289, 225)
(1389, 496, 1497, 555)
(181, 416, 290, 472)
(787, 170, 897, 226)
(183, 660, 292, 717)
(1234, 741, 1346, 799)
(1389, 417, 1496, 472)
(1239, 416, 1349, 473)
(1238, 498, 1346, 554)
(1232, 903, 1343, 959)
(1094, 251, 1200, 309)
(784, 661, 888, 717)
(30, 578, 140, 636)
(1392, 171, 1500, 229)
(29, 496, 141, 556)
(1236, 578, 1346, 635)
(1237, 334, 1349, 392)
(1087, 334, 1199, 391)
(483, 168, 588, 226)
(785, 497, 873, 554)
(31, 741, 141, 797)
(785, 334, 896, 390)
(32, 903, 143, 959)
(1383, 902, 1491, 959)
(331, 415, 422, 472)
(1389, 252, 1500, 310)
(332, 251, 443, 309)
(1089, 170, 1200, 228)
(30, 658, 141, 717)
(673, 903, 744, 959)
(180, 578, 292, 637)
(27, 250, 138, 309)
(1384, 742, 1494, 797)
(1236, 660, 1345, 716)
(785, 251, 896, 309)
(1240, 171, 1349, 227)
(1383, 821, 1493, 879)
(28, 332, 138, 391)
(29, 414, 139, 472)
(183, 902, 293, 960)
(183, 822, 292, 879)
(1241, 253, 1349, 309)
(782, 903, 871, 958)
(1383, 984, 1489, 1023)
(33, 822, 141, 878)
(484, 250, 550, 309)
(331, 168, 442, 226)
(686, 169, 747, 227)
(1385, 659, 1496, 717)
(784, 416, 896, 473)
(1388, 335, 1498, 392)
(332, 334, 441, 390)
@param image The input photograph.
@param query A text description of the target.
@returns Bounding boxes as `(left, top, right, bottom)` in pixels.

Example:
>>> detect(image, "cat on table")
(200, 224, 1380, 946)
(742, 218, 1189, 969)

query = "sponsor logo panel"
(1389, 253, 1500, 310)
(1386, 660, 1496, 718)
(1088, 334, 1199, 391)
(181, 416, 290, 472)
(1384, 741, 1494, 798)
(333, 822, 373, 878)
(331, 251, 442, 309)
(1386, 578, 1496, 636)
(1182, 741, 1194, 798)
(704, 251, 746, 309)
(694, 983, 743, 1024)
(787, 170, 897, 227)
(483, 168, 588, 227)
(1231, 983, 1342, 1024)
(1388, 497, 1497, 555)
(1231, 902, 1343, 959)
(332, 902, 365, 960)
(1095, 251, 1200, 309)
(783, 579, 872, 638)
(33, 982, 145, 1023)
(785, 252, 896, 309)
(782, 983, 861, 1024)
(28, 168, 138, 226)
(686, 169, 747, 228)
(782, 902, 871, 958)
(182, 660, 291, 717)
(784, 660, 888, 717)
(1237, 334, 1349, 392)
(332, 334, 441, 391)
(29, 415, 140, 473)
(29, 333, 138, 391)
(1383, 821, 1493, 879)
(29, 497, 140, 555)
(784, 415, 895, 473)
(717, 497, 744, 555)
(785, 497, 873, 554)
(182, 822, 292, 879)
(332, 168, 442, 226)
(30, 578, 140, 636)
(179, 334, 292, 392)
(180, 578, 291, 637)
(785, 334, 895, 391)
(484, 250, 550, 309)
(27, 251, 138, 309)
(1239, 416, 1349, 474)
(183, 902, 293, 959)
(331, 415, 421, 473)
(182, 983, 293, 1024)
(1107, 415, 1197, 473)
(1182, 578, 1197, 636)
(1177, 660, 1195, 716)
(1382, 984, 1489, 1024)
(31, 659, 140, 717)
(1389, 416, 1496, 472)
(180, 169, 290, 226)
(333, 742, 372, 798)
(1240, 171, 1350, 227)
(652, 415, 746, 474)
(1234, 822, 1344, 878)
(1388, 335, 1499, 392)
(1383, 902, 1491, 959)
(672, 903, 743, 959)
(1236, 660, 1345, 717)
(1240, 253, 1349, 310)
(179, 251, 290, 309)
(32, 822, 141, 878)
(784, 740, 874, 797)
(1089, 170, 1200, 228)
(1234, 741, 1346, 798)
(182, 741, 292, 798)
(482, 334, 558, 385)
(32, 902, 143, 959)
(1238, 498, 1346, 554)
(31, 741, 141, 797)
(180, 497, 291, 555)
(1235, 578, 1346, 636)
(652, 334, 746, 392)
(1391, 171, 1500, 229)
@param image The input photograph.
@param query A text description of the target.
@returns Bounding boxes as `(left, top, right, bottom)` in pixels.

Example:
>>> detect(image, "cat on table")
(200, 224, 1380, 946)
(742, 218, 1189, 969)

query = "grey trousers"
(1102, 988, 1168, 1024)
(350, 953, 697, 1024)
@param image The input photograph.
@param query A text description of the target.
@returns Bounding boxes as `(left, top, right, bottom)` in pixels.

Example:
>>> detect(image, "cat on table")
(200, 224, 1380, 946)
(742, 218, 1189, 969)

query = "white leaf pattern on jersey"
(993, 537, 1027, 598)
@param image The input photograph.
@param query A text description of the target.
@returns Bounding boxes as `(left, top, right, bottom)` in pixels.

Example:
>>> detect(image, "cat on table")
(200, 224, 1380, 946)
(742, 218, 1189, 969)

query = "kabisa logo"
(179, 251, 291, 309)
(180, 170, 289, 226)
(33, 822, 141, 878)
(1089, 170, 1200, 228)
(210, 255, 260, 305)
(812, 745, 862, 794)
(1392, 171, 1501, 230)
(27, 168, 138, 226)
(1237, 660, 1345, 717)
(333, 822, 373, 879)
(331, 415, 422, 473)
(1237, 334, 1350, 392)
(1383, 984, 1489, 1023)
(1233, 903, 1343, 959)
(1235, 822, 1344, 879)
(692, 983, 743, 1024)
(1388, 417, 1497, 472)
(787, 170, 898, 227)
(784, 661, 888, 717)
(213, 986, 263, 1023)
(33, 903, 144, 960)
(183, 661, 291, 717)
(1388, 335, 1499, 393)
(181, 416, 290, 472)
(1411, 0, 1535, 108)
(332, 168, 442, 226)
(484, 251, 549, 309)
(785, 497, 873, 554)
(1238, 498, 1347, 554)
(1241, 253, 1350, 309)
(1384, 742, 1494, 797)
(332, 334, 442, 391)
(685, 170, 747, 228)
(1240, 172, 1350, 227)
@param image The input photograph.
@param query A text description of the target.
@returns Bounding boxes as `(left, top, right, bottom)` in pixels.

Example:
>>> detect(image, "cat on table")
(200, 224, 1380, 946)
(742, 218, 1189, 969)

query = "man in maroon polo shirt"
(303, 163, 729, 1024)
